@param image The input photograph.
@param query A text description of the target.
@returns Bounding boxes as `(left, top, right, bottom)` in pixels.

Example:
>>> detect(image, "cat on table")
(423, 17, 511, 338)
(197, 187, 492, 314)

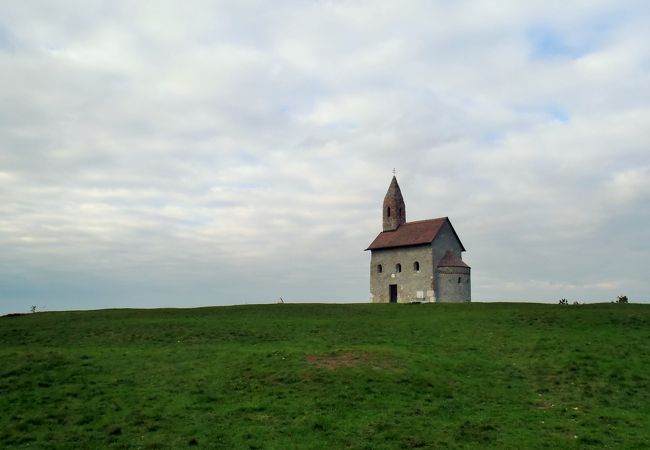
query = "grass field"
(1, 302, 649, 449)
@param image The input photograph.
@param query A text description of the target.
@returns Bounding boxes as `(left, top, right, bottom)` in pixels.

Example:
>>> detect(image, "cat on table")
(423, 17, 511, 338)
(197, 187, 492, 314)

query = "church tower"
(383, 176, 406, 231)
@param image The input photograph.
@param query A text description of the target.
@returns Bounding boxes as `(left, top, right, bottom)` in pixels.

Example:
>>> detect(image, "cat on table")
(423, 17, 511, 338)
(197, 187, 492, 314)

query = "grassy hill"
(1, 302, 649, 449)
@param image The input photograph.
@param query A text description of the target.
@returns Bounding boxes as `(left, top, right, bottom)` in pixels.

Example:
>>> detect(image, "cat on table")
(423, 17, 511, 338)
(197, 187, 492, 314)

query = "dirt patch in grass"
(305, 352, 392, 370)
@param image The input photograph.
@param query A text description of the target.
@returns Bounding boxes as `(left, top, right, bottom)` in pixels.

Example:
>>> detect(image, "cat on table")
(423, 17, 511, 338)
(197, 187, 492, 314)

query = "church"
(365, 176, 471, 303)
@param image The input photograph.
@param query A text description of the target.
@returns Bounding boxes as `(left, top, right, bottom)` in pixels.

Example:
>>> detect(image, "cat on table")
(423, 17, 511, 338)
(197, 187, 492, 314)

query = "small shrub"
(617, 295, 628, 304)
(559, 298, 568, 305)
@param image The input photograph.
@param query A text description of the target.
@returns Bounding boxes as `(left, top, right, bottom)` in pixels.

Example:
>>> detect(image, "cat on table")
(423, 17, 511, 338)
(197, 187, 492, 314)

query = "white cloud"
(1, 0, 649, 314)
(607, 167, 650, 203)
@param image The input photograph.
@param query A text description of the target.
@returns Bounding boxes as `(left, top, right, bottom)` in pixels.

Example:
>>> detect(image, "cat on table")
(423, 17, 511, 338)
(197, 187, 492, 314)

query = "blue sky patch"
(546, 106, 569, 123)
(528, 26, 587, 60)
(0, 24, 16, 52)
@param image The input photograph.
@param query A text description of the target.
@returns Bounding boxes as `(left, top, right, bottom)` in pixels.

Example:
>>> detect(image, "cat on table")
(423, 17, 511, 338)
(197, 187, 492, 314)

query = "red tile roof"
(437, 250, 470, 268)
(365, 217, 465, 251)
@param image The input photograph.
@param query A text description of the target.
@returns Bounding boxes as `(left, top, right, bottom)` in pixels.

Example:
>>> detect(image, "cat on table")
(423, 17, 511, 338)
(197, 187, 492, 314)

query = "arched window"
(387, 207, 391, 217)
(396, 263, 401, 273)
(458, 277, 462, 283)
(413, 261, 420, 271)
(377, 264, 383, 273)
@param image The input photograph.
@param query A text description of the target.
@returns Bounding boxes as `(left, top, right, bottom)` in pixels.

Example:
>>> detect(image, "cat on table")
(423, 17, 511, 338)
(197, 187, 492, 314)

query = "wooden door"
(389, 284, 397, 303)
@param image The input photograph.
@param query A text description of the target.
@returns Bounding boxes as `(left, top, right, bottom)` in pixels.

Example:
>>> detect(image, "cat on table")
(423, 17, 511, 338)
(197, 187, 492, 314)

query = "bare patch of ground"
(305, 352, 393, 370)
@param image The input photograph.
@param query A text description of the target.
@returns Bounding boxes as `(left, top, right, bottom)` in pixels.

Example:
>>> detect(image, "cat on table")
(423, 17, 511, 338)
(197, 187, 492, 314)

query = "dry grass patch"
(305, 351, 393, 370)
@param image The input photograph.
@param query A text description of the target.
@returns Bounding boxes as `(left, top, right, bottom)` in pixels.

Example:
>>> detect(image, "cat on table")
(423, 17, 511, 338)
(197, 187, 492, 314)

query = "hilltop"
(1, 303, 649, 448)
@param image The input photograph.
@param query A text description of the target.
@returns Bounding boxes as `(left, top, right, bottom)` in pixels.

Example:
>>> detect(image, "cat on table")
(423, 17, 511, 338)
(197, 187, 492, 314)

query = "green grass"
(1, 302, 650, 449)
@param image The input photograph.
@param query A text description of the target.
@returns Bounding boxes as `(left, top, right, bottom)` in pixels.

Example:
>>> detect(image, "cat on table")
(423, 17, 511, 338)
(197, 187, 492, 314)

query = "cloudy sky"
(1, 1, 649, 314)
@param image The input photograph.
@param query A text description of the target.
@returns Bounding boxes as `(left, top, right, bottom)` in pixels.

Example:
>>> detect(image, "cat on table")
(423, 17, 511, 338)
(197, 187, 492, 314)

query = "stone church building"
(365, 176, 471, 303)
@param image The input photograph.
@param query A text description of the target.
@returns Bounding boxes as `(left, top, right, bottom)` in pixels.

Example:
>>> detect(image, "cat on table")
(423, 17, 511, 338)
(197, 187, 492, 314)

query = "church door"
(389, 284, 398, 303)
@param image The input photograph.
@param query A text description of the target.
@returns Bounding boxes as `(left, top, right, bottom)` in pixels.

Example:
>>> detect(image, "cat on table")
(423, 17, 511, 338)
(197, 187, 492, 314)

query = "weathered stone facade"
(436, 248, 471, 302)
(437, 265, 471, 302)
(366, 176, 471, 303)
(369, 244, 434, 303)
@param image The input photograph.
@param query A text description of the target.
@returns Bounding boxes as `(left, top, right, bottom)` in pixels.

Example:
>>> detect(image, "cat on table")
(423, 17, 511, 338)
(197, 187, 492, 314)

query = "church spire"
(383, 175, 406, 231)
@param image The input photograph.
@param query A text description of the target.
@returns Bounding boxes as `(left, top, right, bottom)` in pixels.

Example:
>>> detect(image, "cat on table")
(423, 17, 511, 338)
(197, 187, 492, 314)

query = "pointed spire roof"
(383, 175, 406, 231)
(389, 175, 398, 186)
(386, 176, 402, 197)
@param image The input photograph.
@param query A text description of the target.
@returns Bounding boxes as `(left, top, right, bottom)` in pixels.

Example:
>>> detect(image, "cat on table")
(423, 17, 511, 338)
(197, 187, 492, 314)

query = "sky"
(1, 1, 649, 315)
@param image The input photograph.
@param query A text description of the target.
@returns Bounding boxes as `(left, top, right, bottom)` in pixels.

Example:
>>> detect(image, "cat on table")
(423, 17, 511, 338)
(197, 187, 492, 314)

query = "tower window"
(377, 264, 383, 273)
(458, 277, 461, 283)
(396, 263, 401, 273)
(413, 261, 420, 271)
(387, 207, 391, 217)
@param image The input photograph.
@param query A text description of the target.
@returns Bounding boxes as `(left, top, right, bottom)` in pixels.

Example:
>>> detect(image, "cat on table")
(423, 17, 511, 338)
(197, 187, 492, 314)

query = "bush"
(617, 295, 628, 304)
(559, 298, 568, 305)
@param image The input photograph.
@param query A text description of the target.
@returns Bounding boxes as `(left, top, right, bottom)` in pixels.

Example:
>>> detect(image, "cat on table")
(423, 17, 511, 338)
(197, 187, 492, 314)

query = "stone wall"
(437, 266, 471, 302)
(431, 221, 467, 301)
(369, 244, 434, 303)
(431, 221, 464, 268)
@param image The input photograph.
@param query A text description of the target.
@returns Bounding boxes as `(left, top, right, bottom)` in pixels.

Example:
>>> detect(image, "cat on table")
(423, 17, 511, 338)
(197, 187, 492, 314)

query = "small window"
(396, 263, 401, 273)
(387, 207, 391, 217)
(399, 207, 402, 216)
(458, 277, 462, 283)
(413, 261, 420, 271)
(377, 264, 383, 273)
